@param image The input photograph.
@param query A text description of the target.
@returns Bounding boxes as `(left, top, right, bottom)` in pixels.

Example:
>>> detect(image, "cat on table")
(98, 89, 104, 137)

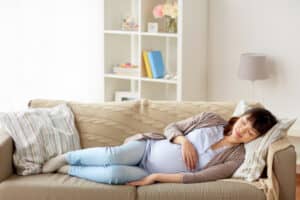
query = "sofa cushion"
(28, 99, 142, 148)
(0, 174, 136, 200)
(28, 99, 238, 148)
(141, 99, 237, 123)
(0, 104, 81, 175)
(137, 181, 265, 200)
(28, 99, 259, 149)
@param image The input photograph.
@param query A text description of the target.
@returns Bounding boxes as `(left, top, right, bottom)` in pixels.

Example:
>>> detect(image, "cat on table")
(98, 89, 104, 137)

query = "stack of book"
(113, 63, 139, 76)
(142, 50, 165, 79)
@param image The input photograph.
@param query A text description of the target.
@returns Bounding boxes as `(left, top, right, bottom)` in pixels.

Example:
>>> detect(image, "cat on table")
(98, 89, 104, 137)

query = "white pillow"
(232, 99, 262, 117)
(231, 100, 296, 181)
(0, 104, 81, 175)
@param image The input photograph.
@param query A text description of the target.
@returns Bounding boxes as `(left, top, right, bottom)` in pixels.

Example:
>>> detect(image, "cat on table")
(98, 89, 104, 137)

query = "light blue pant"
(66, 140, 149, 185)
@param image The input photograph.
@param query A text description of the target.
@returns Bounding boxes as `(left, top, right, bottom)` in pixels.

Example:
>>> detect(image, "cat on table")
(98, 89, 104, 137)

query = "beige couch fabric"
(273, 145, 296, 200)
(0, 174, 136, 200)
(28, 99, 237, 148)
(137, 181, 265, 200)
(0, 129, 13, 182)
(0, 174, 265, 200)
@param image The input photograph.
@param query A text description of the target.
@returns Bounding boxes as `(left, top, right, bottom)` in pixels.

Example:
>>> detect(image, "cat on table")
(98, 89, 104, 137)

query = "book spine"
(142, 51, 153, 78)
(147, 51, 158, 78)
(147, 51, 165, 79)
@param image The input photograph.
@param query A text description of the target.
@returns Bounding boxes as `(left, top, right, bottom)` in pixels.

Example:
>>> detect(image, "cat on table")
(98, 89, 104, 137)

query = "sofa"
(0, 99, 296, 200)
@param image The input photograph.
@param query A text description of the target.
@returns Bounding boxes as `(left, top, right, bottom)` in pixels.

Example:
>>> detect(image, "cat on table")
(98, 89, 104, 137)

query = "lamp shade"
(238, 53, 269, 81)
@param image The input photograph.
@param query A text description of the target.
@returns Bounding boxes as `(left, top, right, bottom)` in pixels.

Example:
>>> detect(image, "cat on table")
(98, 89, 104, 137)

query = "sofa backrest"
(28, 99, 238, 148)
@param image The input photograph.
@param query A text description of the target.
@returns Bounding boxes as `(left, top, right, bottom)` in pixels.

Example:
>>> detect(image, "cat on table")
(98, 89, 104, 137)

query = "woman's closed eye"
(247, 129, 258, 137)
(247, 131, 255, 137)
(241, 119, 248, 126)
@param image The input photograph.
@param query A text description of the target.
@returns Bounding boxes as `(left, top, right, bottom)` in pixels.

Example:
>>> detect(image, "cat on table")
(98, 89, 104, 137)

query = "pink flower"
(153, 5, 164, 18)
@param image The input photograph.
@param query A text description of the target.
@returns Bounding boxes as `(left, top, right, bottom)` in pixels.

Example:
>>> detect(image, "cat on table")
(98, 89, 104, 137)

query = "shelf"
(141, 36, 178, 77)
(140, 77, 177, 84)
(104, 74, 140, 81)
(104, 78, 138, 102)
(105, 73, 177, 84)
(104, 30, 178, 38)
(104, 30, 139, 36)
(104, 0, 139, 31)
(104, 34, 139, 74)
(103, 0, 207, 102)
(140, 32, 178, 38)
(141, 0, 179, 33)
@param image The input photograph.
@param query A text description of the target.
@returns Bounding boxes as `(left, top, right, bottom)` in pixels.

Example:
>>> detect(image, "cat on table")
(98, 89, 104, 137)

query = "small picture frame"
(147, 22, 158, 33)
(115, 91, 139, 102)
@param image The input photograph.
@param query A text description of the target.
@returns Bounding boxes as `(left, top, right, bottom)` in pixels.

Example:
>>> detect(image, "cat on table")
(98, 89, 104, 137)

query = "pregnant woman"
(42, 108, 277, 186)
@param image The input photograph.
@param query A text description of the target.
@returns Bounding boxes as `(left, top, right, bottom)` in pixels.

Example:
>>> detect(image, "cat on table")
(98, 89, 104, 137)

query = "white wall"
(207, 0, 300, 134)
(0, 0, 103, 111)
(1, 0, 299, 133)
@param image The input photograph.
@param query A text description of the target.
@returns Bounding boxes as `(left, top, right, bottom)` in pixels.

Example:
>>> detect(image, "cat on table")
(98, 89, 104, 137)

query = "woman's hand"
(172, 136, 198, 171)
(181, 140, 198, 171)
(126, 174, 157, 186)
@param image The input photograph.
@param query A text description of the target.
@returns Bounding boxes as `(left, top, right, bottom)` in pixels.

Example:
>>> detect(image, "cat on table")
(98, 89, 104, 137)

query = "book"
(113, 67, 139, 76)
(147, 51, 165, 78)
(142, 51, 153, 78)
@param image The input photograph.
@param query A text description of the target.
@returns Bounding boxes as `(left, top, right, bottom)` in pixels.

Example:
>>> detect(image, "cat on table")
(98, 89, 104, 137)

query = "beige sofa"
(0, 99, 296, 200)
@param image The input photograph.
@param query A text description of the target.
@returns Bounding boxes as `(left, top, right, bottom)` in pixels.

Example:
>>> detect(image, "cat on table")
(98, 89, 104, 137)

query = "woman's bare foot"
(57, 165, 70, 174)
(42, 154, 67, 173)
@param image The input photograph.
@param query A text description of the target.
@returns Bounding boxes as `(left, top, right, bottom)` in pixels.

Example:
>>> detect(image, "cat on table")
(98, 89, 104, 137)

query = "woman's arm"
(154, 173, 184, 183)
(182, 161, 240, 183)
(182, 146, 245, 183)
(126, 173, 184, 186)
(127, 158, 242, 186)
(164, 114, 202, 142)
(164, 112, 227, 142)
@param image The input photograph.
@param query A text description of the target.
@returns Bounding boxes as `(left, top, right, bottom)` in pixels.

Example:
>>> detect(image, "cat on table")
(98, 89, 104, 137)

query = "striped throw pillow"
(0, 104, 81, 175)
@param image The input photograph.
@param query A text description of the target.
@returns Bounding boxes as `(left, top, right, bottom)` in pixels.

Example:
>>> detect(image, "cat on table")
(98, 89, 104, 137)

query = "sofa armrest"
(270, 138, 296, 200)
(0, 129, 13, 182)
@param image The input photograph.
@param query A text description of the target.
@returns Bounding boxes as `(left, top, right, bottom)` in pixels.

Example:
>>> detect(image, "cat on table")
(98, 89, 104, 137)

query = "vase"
(165, 16, 177, 33)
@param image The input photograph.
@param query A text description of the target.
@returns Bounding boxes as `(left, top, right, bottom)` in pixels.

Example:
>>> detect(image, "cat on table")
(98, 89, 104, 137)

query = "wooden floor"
(297, 175, 300, 200)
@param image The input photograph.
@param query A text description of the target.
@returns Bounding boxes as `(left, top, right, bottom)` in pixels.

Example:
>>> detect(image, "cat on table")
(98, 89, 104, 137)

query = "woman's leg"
(68, 165, 149, 185)
(42, 140, 147, 173)
(66, 140, 147, 166)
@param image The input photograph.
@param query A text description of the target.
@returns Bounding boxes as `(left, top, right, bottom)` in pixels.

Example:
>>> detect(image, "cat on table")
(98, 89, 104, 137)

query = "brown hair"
(224, 107, 277, 136)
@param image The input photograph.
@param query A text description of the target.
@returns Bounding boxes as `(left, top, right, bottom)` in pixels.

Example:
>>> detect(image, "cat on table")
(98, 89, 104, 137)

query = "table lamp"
(238, 53, 269, 101)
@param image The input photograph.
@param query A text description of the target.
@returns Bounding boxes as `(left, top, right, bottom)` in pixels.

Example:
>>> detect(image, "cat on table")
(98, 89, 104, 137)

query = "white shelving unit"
(102, 0, 208, 102)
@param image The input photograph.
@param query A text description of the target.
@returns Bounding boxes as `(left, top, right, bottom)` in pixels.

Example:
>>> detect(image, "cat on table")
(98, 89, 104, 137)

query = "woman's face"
(231, 115, 260, 143)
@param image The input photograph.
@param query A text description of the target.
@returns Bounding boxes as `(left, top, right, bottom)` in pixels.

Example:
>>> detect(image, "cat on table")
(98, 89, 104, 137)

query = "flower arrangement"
(153, 2, 178, 19)
(152, 1, 178, 33)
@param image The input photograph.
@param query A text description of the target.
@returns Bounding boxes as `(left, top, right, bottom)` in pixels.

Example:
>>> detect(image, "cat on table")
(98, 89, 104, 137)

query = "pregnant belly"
(144, 140, 189, 173)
